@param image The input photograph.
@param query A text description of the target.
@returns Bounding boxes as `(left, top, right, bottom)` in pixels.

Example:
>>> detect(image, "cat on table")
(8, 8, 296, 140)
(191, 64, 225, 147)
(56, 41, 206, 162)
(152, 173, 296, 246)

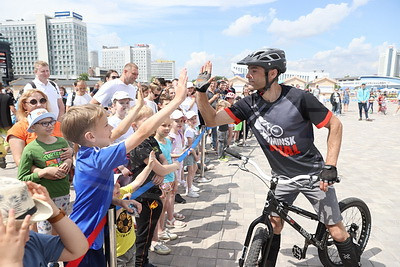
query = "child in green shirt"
(18, 108, 72, 235)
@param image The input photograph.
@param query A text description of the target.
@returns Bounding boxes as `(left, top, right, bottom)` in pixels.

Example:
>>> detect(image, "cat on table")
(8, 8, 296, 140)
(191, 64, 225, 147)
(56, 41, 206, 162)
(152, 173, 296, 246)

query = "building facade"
(0, 12, 88, 79)
(378, 45, 400, 77)
(231, 63, 329, 83)
(102, 44, 151, 82)
(89, 50, 99, 68)
(151, 60, 175, 80)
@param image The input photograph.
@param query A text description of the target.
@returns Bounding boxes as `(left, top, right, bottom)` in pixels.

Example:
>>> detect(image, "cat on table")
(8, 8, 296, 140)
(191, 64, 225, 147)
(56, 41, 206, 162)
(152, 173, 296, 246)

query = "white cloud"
(268, 0, 369, 42)
(223, 15, 266, 36)
(287, 37, 380, 77)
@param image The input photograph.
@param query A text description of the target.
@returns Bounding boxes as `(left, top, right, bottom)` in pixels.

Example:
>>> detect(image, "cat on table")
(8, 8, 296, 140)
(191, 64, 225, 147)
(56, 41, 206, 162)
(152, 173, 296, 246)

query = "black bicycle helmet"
(237, 48, 286, 74)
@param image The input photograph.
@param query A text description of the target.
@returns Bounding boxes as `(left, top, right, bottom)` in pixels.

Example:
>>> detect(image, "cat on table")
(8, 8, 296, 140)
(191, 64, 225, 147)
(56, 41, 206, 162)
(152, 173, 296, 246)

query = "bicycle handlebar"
(225, 148, 319, 187)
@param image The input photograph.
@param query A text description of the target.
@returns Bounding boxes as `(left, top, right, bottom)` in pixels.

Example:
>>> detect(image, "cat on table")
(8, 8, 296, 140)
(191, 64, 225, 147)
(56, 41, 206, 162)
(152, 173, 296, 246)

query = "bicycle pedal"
(292, 245, 303, 260)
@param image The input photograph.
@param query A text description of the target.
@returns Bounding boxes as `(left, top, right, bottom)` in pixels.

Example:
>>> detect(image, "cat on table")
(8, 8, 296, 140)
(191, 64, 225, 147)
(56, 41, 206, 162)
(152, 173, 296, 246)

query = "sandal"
(173, 212, 185, 221)
(166, 218, 187, 229)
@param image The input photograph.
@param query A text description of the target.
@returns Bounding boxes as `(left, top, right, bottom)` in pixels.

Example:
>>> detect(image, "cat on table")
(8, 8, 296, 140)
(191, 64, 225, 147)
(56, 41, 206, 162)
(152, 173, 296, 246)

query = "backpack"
(70, 92, 76, 106)
(28, 80, 58, 95)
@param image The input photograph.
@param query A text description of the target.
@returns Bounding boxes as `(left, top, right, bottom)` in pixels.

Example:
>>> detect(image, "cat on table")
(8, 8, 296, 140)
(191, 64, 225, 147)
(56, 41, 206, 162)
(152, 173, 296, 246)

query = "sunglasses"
(111, 76, 120, 79)
(36, 119, 56, 127)
(26, 98, 47, 105)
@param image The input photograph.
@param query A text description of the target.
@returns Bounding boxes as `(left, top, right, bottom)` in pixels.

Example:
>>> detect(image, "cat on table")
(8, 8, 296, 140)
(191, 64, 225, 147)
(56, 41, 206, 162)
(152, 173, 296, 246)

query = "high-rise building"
(0, 12, 88, 79)
(102, 44, 151, 82)
(151, 60, 175, 80)
(378, 45, 400, 77)
(89, 50, 99, 68)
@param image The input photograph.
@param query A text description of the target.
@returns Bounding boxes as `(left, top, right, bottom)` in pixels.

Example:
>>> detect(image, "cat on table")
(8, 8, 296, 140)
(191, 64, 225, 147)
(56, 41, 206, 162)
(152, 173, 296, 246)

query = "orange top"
(6, 119, 63, 145)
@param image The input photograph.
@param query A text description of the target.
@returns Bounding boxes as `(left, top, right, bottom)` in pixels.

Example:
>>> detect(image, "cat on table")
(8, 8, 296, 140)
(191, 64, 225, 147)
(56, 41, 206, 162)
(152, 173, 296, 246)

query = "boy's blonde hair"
(61, 104, 107, 144)
(216, 99, 230, 110)
(132, 105, 154, 122)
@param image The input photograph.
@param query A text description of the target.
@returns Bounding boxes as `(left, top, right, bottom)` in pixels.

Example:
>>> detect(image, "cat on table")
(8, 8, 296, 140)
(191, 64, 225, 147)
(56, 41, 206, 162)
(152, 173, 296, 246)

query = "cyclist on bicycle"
(196, 48, 360, 267)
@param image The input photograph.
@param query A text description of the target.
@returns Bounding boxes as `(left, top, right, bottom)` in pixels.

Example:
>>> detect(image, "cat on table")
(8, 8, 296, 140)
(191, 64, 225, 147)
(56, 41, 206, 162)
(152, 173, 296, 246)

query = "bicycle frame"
(239, 184, 328, 266)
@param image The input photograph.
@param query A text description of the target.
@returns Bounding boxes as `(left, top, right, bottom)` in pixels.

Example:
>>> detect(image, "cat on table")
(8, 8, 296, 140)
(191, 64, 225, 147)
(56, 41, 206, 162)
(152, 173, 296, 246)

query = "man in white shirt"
(23, 61, 64, 120)
(66, 80, 92, 111)
(90, 63, 138, 107)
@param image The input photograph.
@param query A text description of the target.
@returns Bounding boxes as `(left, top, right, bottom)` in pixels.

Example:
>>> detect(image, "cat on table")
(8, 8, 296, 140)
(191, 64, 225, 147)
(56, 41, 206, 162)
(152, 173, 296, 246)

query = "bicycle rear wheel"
(318, 197, 371, 267)
(244, 227, 269, 267)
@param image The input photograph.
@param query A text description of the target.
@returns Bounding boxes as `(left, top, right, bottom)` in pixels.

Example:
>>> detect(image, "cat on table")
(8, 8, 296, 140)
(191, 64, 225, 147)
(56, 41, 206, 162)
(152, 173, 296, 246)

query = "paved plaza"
(1, 101, 399, 266)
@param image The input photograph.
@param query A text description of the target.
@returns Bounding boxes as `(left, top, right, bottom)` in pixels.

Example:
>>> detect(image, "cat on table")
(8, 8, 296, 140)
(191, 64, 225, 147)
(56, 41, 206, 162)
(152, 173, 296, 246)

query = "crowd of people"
(0, 48, 399, 267)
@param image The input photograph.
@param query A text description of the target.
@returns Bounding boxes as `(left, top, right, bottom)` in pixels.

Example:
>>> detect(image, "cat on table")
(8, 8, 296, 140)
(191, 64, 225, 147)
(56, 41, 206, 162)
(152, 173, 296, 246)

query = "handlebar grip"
(225, 148, 242, 159)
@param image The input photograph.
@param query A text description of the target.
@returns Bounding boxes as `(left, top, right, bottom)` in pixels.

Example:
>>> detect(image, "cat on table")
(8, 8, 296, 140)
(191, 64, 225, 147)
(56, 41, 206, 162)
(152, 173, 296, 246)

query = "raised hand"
(174, 68, 188, 102)
(0, 209, 31, 267)
(196, 61, 214, 92)
(136, 82, 145, 107)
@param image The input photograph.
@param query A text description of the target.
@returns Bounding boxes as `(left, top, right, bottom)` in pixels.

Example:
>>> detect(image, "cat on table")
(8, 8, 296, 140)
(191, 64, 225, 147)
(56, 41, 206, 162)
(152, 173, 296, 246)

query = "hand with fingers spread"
(196, 61, 214, 92)
(0, 210, 31, 267)
(174, 68, 188, 102)
(136, 82, 145, 108)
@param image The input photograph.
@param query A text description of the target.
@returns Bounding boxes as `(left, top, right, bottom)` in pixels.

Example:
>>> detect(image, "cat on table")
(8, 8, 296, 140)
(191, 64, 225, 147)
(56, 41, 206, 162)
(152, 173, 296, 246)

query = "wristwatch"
(48, 209, 66, 224)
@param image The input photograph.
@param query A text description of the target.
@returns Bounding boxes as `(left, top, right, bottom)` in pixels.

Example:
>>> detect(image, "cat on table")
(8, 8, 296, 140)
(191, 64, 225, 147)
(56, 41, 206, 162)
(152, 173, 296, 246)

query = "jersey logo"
(254, 117, 300, 157)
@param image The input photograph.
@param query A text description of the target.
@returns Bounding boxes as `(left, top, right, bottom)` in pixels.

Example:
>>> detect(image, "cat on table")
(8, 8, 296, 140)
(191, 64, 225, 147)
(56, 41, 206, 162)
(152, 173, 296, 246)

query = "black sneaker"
(175, 193, 186, 204)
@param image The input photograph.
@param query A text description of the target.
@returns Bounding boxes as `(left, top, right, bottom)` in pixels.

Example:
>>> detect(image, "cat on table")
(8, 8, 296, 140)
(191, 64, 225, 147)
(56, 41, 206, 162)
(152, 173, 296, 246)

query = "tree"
(78, 73, 89, 81)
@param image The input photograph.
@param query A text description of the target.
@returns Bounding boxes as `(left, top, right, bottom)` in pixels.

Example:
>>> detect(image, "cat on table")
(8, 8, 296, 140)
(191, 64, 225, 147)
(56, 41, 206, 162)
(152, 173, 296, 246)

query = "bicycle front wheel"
(244, 227, 269, 267)
(318, 197, 371, 267)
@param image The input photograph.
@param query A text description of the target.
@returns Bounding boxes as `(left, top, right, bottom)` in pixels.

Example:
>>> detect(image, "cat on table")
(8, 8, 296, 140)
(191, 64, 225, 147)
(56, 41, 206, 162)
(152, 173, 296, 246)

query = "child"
(183, 110, 201, 198)
(60, 69, 188, 267)
(169, 110, 187, 204)
(108, 91, 135, 178)
(66, 80, 92, 111)
(17, 108, 72, 235)
(154, 118, 187, 239)
(128, 106, 180, 260)
(216, 100, 231, 161)
(114, 151, 155, 267)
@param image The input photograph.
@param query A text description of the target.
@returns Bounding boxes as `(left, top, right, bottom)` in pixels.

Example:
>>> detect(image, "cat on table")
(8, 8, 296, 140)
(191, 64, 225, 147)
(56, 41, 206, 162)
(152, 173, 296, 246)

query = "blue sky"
(3, 0, 399, 79)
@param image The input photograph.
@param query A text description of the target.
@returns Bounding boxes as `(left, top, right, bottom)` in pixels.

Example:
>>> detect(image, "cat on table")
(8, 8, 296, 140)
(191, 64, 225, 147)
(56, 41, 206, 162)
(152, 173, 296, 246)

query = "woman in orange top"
(7, 89, 70, 166)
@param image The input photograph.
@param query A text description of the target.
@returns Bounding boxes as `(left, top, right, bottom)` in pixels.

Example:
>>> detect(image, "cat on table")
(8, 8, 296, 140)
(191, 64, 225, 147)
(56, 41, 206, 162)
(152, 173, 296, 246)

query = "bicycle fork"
(239, 213, 274, 267)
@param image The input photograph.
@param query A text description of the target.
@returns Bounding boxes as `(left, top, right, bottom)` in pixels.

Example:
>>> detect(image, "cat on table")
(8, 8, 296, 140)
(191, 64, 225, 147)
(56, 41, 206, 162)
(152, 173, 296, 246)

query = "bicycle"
(225, 148, 371, 267)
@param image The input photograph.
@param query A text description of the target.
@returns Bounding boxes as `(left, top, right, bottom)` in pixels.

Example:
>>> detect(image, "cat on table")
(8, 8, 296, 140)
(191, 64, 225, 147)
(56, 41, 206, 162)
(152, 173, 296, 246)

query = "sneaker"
(175, 193, 186, 204)
(180, 180, 187, 188)
(159, 229, 178, 241)
(366, 118, 373, 121)
(166, 218, 187, 228)
(144, 263, 157, 267)
(186, 190, 200, 198)
(191, 185, 200, 192)
(358, 118, 362, 121)
(196, 177, 211, 183)
(150, 242, 171, 255)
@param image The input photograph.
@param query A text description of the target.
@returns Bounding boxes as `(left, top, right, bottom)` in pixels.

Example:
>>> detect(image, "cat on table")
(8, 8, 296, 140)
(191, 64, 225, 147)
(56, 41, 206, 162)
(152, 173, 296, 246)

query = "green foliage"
(78, 73, 89, 81)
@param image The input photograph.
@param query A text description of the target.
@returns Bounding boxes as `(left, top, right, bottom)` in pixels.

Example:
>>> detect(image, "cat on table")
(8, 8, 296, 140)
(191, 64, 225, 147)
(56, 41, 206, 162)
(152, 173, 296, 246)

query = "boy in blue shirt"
(61, 69, 188, 266)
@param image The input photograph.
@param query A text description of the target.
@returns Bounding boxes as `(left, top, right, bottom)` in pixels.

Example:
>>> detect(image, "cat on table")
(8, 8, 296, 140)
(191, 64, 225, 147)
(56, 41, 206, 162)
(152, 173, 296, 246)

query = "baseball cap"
(112, 91, 133, 102)
(226, 92, 235, 99)
(0, 177, 53, 223)
(185, 110, 197, 119)
(187, 82, 194, 88)
(27, 108, 56, 133)
(170, 109, 185, 120)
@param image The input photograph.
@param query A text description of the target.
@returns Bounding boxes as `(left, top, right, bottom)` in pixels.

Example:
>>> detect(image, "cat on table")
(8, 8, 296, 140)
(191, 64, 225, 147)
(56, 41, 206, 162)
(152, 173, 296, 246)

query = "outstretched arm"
(125, 69, 189, 153)
(196, 61, 235, 127)
(111, 84, 145, 142)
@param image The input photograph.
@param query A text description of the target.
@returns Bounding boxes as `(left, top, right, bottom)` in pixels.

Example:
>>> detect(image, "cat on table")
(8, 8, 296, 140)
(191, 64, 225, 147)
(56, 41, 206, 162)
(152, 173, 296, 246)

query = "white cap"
(27, 108, 56, 133)
(226, 92, 235, 99)
(185, 110, 197, 119)
(112, 91, 133, 102)
(187, 82, 194, 88)
(170, 109, 185, 120)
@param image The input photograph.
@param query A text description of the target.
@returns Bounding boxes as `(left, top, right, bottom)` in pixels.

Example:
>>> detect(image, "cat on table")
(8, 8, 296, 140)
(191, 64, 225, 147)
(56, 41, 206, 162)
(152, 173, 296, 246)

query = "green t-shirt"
(18, 137, 70, 198)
